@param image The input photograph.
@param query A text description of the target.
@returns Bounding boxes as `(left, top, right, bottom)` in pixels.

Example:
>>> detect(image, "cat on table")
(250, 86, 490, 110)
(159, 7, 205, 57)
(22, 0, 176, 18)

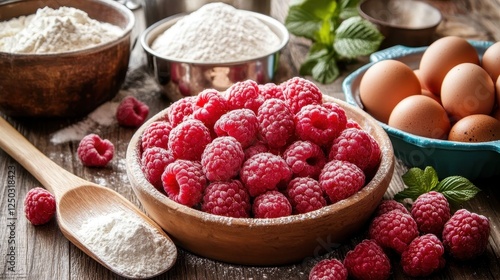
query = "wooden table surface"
(1, 1, 499, 279)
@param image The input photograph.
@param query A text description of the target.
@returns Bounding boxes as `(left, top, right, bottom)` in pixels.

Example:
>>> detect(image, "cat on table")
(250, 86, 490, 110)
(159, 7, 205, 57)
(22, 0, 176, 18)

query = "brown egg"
(440, 63, 495, 121)
(492, 108, 500, 121)
(360, 59, 421, 124)
(419, 36, 479, 95)
(448, 114, 500, 142)
(481, 41, 500, 82)
(421, 88, 441, 103)
(413, 69, 428, 90)
(388, 95, 450, 139)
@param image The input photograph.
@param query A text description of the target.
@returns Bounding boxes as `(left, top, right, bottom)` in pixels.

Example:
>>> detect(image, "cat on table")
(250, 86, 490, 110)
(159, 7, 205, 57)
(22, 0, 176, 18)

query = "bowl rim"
(140, 10, 290, 65)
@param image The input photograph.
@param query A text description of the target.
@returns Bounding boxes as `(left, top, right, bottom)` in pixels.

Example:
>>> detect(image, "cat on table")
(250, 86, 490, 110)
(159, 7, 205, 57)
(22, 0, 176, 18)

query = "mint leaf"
(394, 167, 439, 201)
(299, 44, 340, 83)
(432, 176, 481, 206)
(285, 0, 337, 42)
(338, 0, 359, 20)
(333, 16, 384, 59)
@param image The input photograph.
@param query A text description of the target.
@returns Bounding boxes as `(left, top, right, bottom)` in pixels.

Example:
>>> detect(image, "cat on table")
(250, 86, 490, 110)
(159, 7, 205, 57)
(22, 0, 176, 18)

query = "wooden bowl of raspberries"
(126, 77, 395, 265)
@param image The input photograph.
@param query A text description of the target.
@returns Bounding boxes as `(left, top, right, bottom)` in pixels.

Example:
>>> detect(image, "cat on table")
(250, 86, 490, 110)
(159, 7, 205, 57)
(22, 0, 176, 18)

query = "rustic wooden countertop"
(1, 0, 499, 279)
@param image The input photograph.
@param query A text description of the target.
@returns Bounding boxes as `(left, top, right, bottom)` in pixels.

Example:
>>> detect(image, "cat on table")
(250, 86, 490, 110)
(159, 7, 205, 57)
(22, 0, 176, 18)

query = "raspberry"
(226, 79, 263, 113)
(328, 128, 373, 171)
(309, 258, 348, 280)
(442, 209, 490, 260)
(411, 191, 451, 236)
(141, 147, 174, 191)
(243, 141, 269, 161)
(366, 134, 382, 173)
(214, 109, 258, 148)
(258, 82, 285, 101)
(286, 177, 326, 214)
(161, 160, 206, 207)
(346, 119, 362, 130)
(77, 133, 114, 167)
(116, 96, 149, 127)
(319, 160, 365, 204)
(295, 104, 346, 147)
(202, 180, 250, 218)
(167, 96, 197, 127)
(141, 121, 172, 151)
(369, 209, 419, 254)
(24, 187, 56, 225)
(257, 98, 295, 149)
(240, 152, 292, 197)
(252, 191, 292, 218)
(168, 119, 212, 161)
(283, 140, 326, 179)
(192, 88, 228, 130)
(281, 76, 323, 114)
(343, 239, 391, 280)
(322, 102, 348, 131)
(375, 199, 410, 217)
(201, 136, 244, 182)
(401, 234, 446, 277)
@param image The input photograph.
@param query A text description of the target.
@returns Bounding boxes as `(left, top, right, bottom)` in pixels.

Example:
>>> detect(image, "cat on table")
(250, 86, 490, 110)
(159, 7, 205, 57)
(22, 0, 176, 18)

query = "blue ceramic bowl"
(342, 40, 500, 180)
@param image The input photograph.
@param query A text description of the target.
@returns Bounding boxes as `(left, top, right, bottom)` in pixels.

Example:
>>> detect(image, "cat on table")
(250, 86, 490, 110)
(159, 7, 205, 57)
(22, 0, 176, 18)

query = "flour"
(151, 2, 281, 62)
(0, 6, 123, 54)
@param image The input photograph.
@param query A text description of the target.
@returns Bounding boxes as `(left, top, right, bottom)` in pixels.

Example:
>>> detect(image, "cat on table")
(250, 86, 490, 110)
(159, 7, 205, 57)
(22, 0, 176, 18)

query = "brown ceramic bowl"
(126, 95, 395, 266)
(0, 0, 135, 118)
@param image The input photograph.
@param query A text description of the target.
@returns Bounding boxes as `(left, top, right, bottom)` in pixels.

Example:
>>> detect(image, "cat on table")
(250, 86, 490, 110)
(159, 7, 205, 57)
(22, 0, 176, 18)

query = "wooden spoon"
(0, 116, 177, 278)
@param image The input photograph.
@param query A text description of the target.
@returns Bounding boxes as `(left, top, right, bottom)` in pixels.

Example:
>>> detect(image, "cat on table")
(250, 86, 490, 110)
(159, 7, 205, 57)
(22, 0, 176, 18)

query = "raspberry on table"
(319, 160, 365, 204)
(77, 133, 114, 167)
(202, 180, 251, 218)
(167, 96, 197, 127)
(369, 209, 419, 254)
(258, 82, 285, 101)
(295, 104, 347, 147)
(226, 79, 263, 113)
(328, 128, 373, 171)
(286, 177, 326, 214)
(141, 120, 172, 151)
(257, 98, 295, 149)
(283, 140, 326, 179)
(192, 88, 228, 130)
(343, 239, 391, 280)
(161, 160, 206, 207)
(252, 190, 292, 218)
(411, 191, 451, 236)
(375, 199, 410, 217)
(401, 234, 446, 277)
(116, 96, 149, 127)
(214, 108, 259, 148)
(201, 136, 245, 182)
(309, 258, 348, 280)
(280, 76, 323, 114)
(442, 208, 490, 260)
(168, 119, 212, 161)
(24, 187, 56, 225)
(141, 147, 175, 191)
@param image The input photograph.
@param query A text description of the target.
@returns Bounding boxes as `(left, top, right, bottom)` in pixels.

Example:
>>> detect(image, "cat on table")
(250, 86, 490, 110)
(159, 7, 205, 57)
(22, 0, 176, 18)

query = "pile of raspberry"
(309, 192, 491, 279)
(138, 77, 381, 219)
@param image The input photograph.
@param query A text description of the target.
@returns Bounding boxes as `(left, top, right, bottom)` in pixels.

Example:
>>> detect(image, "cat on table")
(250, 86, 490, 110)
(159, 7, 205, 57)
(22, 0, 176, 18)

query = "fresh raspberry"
(258, 82, 285, 101)
(252, 190, 292, 218)
(283, 140, 326, 179)
(140, 121, 172, 151)
(322, 102, 348, 130)
(77, 134, 114, 167)
(202, 180, 250, 218)
(24, 187, 56, 225)
(281, 76, 323, 114)
(167, 96, 197, 127)
(401, 234, 446, 277)
(161, 160, 206, 207)
(319, 160, 365, 204)
(369, 209, 419, 254)
(375, 199, 410, 217)
(411, 191, 451, 236)
(286, 177, 326, 214)
(295, 104, 347, 147)
(168, 119, 212, 161)
(346, 119, 362, 130)
(243, 141, 269, 161)
(214, 109, 259, 148)
(442, 209, 490, 260)
(343, 239, 391, 280)
(309, 258, 348, 280)
(257, 98, 295, 149)
(201, 136, 245, 182)
(192, 88, 228, 130)
(116, 96, 149, 127)
(226, 79, 263, 113)
(240, 152, 292, 197)
(366, 134, 382, 173)
(141, 147, 174, 191)
(328, 128, 373, 171)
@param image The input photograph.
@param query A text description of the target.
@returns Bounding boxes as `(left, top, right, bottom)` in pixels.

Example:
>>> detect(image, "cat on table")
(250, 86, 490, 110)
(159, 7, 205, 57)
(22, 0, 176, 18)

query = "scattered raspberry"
(369, 209, 419, 254)
(309, 258, 348, 280)
(116, 96, 149, 127)
(226, 80, 263, 113)
(295, 104, 346, 147)
(202, 180, 250, 218)
(201, 136, 244, 182)
(167, 96, 197, 127)
(286, 177, 326, 214)
(214, 109, 259, 148)
(343, 239, 391, 280)
(283, 140, 326, 179)
(141, 147, 174, 191)
(240, 152, 292, 197)
(192, 88, 228, 130)
(141, 121, 172, 151)
(243, 141, 269, 161)
(257, 98, 295, 149)
(252, 191, 292, 218)
(77, 134, 114, 167)
(168, 119, 212, 161)
(401, 234, 446, 277)
(442, 209, 490, 260)
(258, 82, 285, 101)
(161, 160, 206, 207)
(24, 187, 56, 225)
(281, 76, 323, 114)
(375, 199, 410, 217)
(328, 128, 373, 171)
(319, 160, 365, 204)
(411, 191, 451, 236)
